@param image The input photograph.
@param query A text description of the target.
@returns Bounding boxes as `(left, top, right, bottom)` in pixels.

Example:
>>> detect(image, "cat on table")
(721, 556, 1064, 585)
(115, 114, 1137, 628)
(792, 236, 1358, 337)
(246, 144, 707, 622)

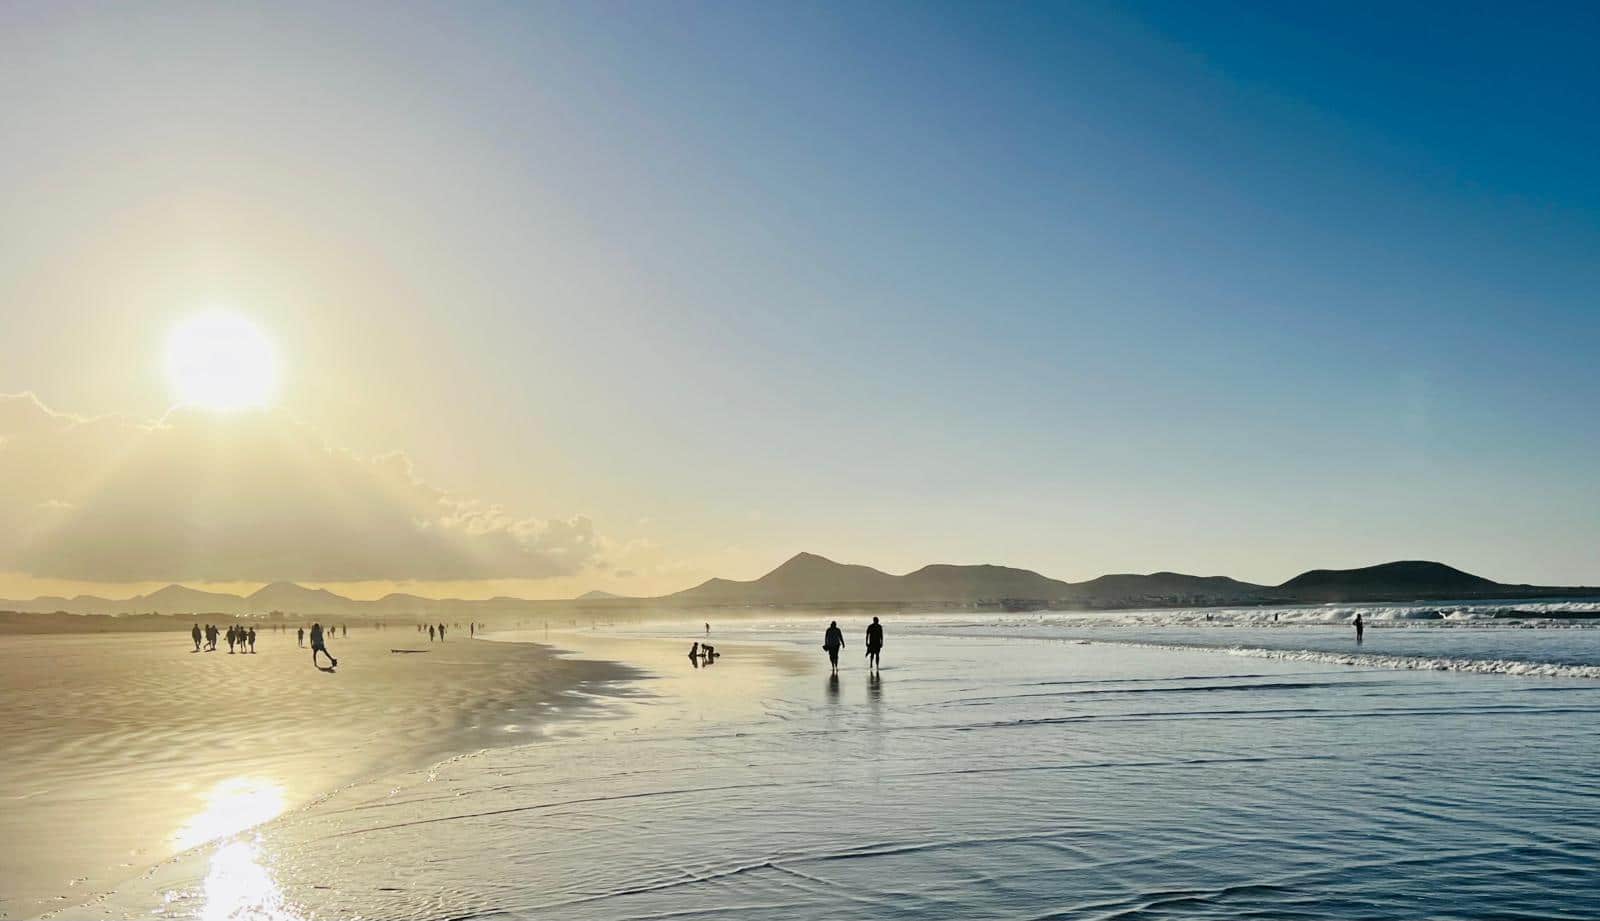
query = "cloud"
(0, 393, 600, 582)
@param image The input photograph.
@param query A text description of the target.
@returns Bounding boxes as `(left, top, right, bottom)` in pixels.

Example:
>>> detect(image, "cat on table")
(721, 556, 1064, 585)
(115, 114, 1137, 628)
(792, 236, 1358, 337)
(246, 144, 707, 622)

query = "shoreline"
(2, 630, 638, 920)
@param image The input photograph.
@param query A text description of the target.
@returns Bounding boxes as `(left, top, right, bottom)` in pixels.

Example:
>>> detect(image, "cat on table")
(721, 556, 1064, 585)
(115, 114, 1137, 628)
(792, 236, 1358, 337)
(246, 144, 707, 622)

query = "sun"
(165, 311, 280, 411)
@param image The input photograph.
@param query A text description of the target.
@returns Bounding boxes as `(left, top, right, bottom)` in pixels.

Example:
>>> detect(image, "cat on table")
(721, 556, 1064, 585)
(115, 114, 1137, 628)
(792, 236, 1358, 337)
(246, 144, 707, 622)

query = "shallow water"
(92, 619, 1600, 921)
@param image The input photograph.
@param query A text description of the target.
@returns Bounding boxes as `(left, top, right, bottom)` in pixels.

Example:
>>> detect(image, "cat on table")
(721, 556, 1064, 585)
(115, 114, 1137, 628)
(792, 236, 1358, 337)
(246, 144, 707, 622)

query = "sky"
(2, 1, 1597, 600)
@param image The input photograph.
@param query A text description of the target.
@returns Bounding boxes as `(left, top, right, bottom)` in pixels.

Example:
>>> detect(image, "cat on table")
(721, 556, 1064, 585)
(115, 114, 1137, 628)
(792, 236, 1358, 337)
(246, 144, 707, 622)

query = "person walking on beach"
(248, 627, 257, 653)
(191, 624, 203, 651)
(865, 616, 884, 670)
(310, 622, 337, 668)
(297, 626, 305, 647)
(438, 623, 446, 641)
(226, 625, 236, 654)
(1353, 613, 1365, 643)
(429, 624, 436, 642)
(823, 621, 845, 672)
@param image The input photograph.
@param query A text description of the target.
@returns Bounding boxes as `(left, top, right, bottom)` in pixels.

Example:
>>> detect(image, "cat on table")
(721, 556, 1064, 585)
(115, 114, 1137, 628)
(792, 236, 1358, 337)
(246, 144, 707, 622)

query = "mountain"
(141, 584, 250, 614)
(247, 581, 354, 613)
(1072, 572, 1272, 605)
(673, 552, 1078, 605)
(1277, 561, 1504, 603)
(577, 590, 624, 600)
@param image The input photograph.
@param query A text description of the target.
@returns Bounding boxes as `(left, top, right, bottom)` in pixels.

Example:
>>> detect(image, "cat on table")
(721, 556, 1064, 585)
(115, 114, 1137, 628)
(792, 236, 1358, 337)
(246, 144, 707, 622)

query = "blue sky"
(1, 1, 1596, 594)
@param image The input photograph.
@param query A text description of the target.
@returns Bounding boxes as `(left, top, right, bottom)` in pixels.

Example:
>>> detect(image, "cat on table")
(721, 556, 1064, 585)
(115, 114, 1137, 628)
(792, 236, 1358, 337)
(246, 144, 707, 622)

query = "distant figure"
(1354, 613, 1365, 643)
(429, 624, 436, 642)
(470, 623, 475, 637)
(1274, 612, 1280, 622)
(438, 623, 446, 641)
(227, 625, 237, 654)
(823, 621, 845, 671)
(688, 641, 700, 662)
(191, 624, 202, 651)
(705, 622, 710, 635)
(297, 626, 305, 647)
(701, 643, 718, 661)
(248, 627, 257, 653)
(341, 624, 347, 637)
(865, 616, 884, 670)
(310, 621, 337, 668)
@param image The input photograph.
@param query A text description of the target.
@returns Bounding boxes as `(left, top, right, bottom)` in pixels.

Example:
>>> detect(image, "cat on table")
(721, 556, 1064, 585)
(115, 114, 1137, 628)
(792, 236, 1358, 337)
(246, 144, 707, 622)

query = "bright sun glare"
(166, 311, 280, 411)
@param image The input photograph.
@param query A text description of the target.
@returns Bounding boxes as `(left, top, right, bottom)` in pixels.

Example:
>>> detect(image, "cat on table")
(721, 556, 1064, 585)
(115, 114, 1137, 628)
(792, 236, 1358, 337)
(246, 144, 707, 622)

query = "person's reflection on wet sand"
(868, 670, 882, 704)
(827, 672, 840, 702)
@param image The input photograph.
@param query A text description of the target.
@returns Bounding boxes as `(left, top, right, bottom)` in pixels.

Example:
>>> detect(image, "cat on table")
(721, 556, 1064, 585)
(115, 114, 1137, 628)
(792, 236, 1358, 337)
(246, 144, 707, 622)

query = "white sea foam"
(1002, 600, 1600, 629)
(1078, 639, 1600, 680)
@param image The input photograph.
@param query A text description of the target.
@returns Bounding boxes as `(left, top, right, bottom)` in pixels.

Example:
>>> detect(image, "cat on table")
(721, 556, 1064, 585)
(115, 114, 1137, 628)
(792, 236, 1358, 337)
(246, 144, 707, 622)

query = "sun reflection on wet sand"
(194, 840, 301, 921)
(162, 779, 301, 920)
(173, 778, 287, 851)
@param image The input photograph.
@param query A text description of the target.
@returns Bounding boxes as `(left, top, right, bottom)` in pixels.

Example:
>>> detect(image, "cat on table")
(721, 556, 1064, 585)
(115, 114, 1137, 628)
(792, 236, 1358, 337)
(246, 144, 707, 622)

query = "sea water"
(94, 611, 1600, 921)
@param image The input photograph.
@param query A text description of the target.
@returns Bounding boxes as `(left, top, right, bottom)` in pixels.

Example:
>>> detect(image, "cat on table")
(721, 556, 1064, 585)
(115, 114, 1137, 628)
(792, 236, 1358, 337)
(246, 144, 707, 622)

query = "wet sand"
(0, 628, 630, 919)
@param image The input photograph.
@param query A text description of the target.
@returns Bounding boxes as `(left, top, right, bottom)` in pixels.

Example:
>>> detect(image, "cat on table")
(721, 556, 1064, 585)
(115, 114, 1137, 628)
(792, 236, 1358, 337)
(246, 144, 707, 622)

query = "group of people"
(191, 622, 256, 653)
(822, 616, 884, 672)
(687, 617, 889, 673)
(419, 622, 449, 641)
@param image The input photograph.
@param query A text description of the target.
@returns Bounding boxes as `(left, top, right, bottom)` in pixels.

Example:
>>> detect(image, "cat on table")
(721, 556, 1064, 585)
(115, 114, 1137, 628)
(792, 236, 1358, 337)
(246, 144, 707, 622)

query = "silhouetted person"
(248, 627, 257, 653)
(865, 616, 884, 669)
(429, 624, 436, 642)
(192, 624, 202, 651)
(689, 641, 700, 662)
(310, 621, 337, 668)
(297, 626, 305, 647)
(470, 623, 475, 637)
(438, 623, 446, 641)
(701, 643, 717, 661)
(227, 625, 237, 654)
(1354, 613, 1365, 643)
(705, 622, 710, 635)
(341, 624, 347, 637)
(823, 621, 845, 671)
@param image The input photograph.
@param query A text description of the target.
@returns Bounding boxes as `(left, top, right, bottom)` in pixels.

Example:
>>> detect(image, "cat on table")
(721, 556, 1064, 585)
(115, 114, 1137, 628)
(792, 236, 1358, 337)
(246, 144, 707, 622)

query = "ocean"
(87, 605, 1600, 921)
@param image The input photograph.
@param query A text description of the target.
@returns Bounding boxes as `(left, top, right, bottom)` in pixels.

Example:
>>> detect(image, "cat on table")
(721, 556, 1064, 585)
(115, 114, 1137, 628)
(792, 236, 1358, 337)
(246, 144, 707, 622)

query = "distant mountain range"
(1, 554, 1593, 617)
(666, 553, 1595, 608)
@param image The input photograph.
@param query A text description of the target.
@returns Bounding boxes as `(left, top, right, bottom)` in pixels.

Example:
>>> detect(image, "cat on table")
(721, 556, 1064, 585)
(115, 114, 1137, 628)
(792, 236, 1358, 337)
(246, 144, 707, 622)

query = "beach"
(0, 627, 630, 919)
(21, 611, 1596, 920)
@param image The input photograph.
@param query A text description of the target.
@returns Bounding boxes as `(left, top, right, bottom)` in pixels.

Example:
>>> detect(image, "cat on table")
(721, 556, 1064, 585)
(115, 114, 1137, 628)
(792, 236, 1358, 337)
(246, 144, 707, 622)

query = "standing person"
(310, 622, 337, 668)
(469, 623, 475, 637)
(705, 622, 710, 636)
(865, 616, 884, 670)
(822, 621, 845, 672)
(226, 625, 237, 654)
(428, 624, 436, 642)
(1354, 613, 1365, 643)
(191, 624, 203, 651)
(248, 627, 257, 653)
(438, 623, 446, 641)
(297, 626, 305, 647)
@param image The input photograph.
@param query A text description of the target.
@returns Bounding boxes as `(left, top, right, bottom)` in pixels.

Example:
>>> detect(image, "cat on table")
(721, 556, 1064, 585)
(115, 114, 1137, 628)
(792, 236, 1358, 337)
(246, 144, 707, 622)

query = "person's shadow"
(316, 663, 338, 673)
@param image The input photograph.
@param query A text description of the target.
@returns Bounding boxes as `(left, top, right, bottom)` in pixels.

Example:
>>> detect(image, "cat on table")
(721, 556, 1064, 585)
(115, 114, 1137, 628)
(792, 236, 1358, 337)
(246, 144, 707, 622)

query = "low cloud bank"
(0, 393, 598, 582)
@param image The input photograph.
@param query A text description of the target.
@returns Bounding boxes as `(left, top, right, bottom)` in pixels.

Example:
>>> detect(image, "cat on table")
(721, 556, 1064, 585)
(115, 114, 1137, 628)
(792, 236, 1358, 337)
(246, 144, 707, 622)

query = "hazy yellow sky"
(3, 4, 1597, 601)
